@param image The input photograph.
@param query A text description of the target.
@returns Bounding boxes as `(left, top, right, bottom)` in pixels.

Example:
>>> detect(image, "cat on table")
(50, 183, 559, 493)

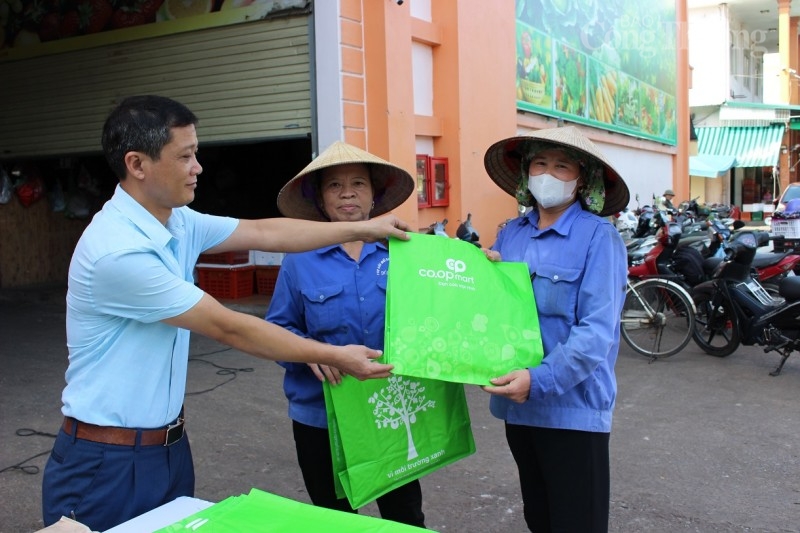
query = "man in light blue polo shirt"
(41, 95, 409, 531)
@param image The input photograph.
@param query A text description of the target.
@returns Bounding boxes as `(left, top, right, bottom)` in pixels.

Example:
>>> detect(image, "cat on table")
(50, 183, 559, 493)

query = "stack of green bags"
(156, 488, 426, 532)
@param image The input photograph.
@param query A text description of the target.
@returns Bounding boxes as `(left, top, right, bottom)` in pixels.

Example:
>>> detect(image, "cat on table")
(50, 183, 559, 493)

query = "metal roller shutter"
(0, 14, 311, 160)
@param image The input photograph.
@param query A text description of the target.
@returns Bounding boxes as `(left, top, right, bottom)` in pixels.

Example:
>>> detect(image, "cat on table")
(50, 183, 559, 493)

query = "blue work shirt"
(490, 202, 627, 433)
(62, 186, 237, 428)
(266, 242, 389, 429)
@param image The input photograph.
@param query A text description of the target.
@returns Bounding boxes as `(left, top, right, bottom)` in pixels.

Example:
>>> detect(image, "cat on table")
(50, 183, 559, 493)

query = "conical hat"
(277, 141, 415, 221)
(483, 126, 630, 217)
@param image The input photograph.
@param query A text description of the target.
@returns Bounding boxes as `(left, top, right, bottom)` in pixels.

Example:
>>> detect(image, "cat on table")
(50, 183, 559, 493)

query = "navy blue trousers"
(505, 423, 610, 533)
(42, 423, 195, 531)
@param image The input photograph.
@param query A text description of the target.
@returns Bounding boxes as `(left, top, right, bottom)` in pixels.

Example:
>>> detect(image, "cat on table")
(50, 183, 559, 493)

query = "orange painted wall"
(428, 1, 519, 241)
(360, 1, 419, 228)
(358, 0, 518, 242)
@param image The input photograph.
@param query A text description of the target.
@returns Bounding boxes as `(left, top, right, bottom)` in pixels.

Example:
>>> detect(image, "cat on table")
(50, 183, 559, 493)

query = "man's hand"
(359, 215, 411, 242)
(333, 345, 394, 380)
(308, 363, 344, 385)
(481, 369, 531, 403)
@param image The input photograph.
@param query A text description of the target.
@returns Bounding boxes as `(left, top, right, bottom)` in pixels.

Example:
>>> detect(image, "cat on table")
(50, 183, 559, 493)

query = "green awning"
(689, 154, 736, 178)
(695, 124, 784, 167)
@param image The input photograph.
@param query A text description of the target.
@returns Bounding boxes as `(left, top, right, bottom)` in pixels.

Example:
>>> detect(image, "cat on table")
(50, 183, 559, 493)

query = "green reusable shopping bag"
(385, 233, 543, 385)
(156, 488, 425, 532)
(324, 374, 475, 510)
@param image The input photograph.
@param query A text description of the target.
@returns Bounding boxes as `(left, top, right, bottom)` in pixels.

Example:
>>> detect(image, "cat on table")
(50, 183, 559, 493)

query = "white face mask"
(527, 173, 578, 209)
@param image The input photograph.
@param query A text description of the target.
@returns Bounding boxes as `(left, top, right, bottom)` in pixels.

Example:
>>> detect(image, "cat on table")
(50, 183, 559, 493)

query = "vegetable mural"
(515, 0, 677, 145)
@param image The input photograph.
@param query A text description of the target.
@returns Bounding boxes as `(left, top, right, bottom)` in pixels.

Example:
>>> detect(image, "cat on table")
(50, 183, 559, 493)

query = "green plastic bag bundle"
(324, 374, 475, 510)
(385, 233, 543, 385)
(156, 488, 424, 532)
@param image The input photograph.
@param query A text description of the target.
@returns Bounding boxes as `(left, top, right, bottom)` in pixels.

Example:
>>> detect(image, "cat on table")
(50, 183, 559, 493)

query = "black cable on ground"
(0, 428, 57, 475)
(2, 349, 253, 474)
(187, 348, 254, 396)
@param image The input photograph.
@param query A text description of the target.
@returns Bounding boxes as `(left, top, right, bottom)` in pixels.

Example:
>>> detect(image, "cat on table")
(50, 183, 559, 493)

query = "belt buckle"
(164, 417, 184, 446)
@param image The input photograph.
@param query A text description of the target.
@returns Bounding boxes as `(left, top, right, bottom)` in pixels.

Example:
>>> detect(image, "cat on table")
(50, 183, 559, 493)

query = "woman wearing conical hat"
(266, 141, 425, 526)
(481, 126, 629, 532)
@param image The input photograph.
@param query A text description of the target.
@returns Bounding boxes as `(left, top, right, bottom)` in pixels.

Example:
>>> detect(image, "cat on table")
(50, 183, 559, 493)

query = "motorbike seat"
(625, 238, 644, 251)
(778, 276, 800, 301)
(751, 252, 793, 269)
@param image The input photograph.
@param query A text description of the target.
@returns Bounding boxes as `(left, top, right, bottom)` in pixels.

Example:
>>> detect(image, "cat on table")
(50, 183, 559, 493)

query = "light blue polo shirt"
(62, 186, 238, 428)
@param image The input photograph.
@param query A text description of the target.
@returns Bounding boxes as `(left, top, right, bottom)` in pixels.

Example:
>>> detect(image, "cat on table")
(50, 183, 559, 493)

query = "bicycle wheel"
(620, 278, 695, 359)
(691, 291, 740, 357)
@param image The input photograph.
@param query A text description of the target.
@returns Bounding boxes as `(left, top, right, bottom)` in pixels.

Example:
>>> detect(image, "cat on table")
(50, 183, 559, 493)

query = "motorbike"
(752, 248, 800, 293)
(423, 215, 481, 247)
(627, 210, 710, 273)
(456, 213, 480, 247)
(704, 219, 800, 294)
(628, 217, 800, 295)
(706, 202, 742, 222)
(692, 230, 800, 376)
(628, 220, 709, 288)
(632, 205, 656, 238)
(423, 218, 449, 238)
(678, 196, 702, 219)
(615, 208, 639, 241)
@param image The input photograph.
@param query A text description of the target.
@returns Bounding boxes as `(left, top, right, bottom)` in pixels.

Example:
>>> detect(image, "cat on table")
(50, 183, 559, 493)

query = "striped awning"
(695, 124, 785, 168)
(689, 154, 736, 178)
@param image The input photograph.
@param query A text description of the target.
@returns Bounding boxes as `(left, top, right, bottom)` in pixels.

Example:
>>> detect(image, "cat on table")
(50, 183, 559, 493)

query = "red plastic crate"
(196, 263, 255, 299)
(197, 250, 250, 265)
(256, 266, 280, 295)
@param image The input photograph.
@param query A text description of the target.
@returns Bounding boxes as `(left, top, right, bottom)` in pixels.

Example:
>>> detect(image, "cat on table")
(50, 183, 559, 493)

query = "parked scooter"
(629, 216, 800, 296)
(423, 214, 482, 248)
(456, 213, 480, 247)
(627, 210, 710, 274)
(704, 219, 800, 295)
(615, 208, 638, 241)
(692, 230, 800, 375)
(628, 220, 711, 289)
(423, 218, 449, 237)
(632, 205, 656, 238)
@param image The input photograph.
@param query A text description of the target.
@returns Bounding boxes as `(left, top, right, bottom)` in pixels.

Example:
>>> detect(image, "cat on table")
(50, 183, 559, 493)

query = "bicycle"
(620, 277, 696, 360)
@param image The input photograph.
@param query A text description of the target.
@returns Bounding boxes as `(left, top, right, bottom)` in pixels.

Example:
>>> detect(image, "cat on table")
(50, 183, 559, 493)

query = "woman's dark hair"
(101, 95, 198, 180)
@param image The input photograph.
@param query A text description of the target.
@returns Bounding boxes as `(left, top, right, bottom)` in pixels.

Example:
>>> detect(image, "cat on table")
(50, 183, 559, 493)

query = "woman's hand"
(482, 248, 502, 262)
(481, 369, 530, 403)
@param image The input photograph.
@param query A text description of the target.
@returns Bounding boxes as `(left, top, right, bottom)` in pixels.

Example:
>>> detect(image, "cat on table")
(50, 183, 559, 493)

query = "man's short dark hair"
(101, 95, 198, 180)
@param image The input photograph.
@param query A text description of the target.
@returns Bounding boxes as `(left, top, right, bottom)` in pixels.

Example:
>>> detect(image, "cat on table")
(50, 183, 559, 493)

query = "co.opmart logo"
(445, 258, 466, 273)
(419, 258, 474, 284)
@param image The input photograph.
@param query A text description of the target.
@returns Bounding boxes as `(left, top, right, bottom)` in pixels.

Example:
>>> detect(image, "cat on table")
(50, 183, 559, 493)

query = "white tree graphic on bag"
(369, 376, 435, 460)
